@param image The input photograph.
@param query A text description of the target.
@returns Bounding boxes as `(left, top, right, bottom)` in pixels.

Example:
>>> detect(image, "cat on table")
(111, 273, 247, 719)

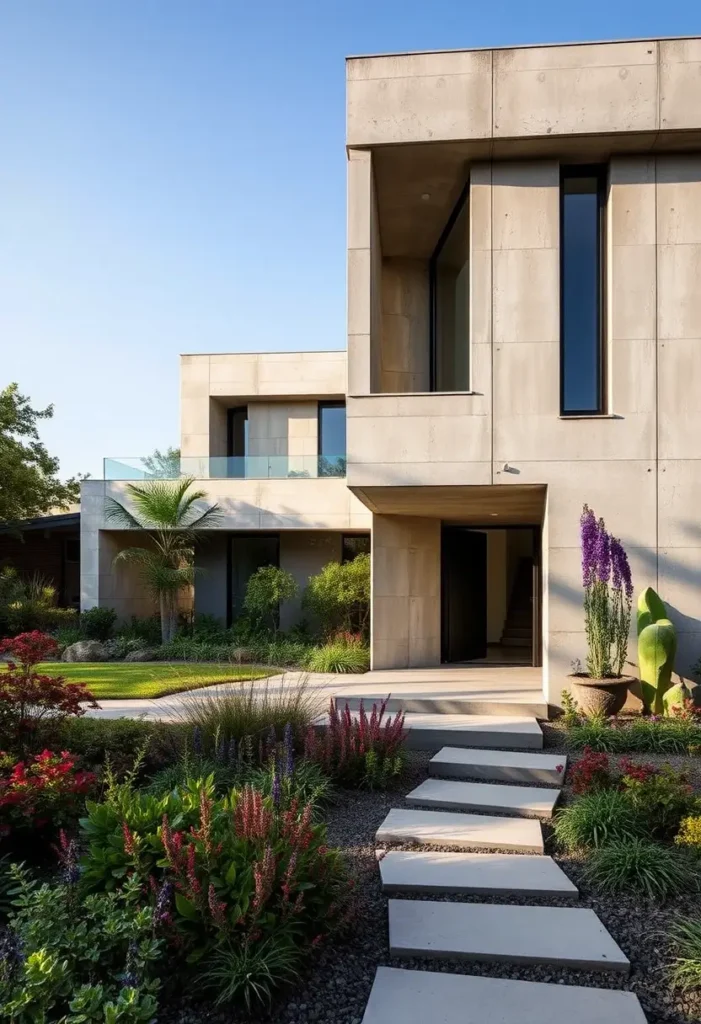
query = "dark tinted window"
(430, 185, 469, 392)
(561, 168, 605, 414)
(318, 402, 346, 477)
(229, 534, 279, 620)
(342, 534, 370, 563)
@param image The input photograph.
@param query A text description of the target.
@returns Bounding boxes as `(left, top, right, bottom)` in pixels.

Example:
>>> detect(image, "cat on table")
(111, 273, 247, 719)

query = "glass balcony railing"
(103, 455, 347, 481)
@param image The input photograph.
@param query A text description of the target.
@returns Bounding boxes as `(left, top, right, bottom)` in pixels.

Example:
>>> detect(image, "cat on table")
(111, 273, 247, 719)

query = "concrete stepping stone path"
(361, 967, 647, 1024)
(379, 850, 578, 898)
(334, 693, 548, 718)
(376, 807, 544, 853)
(388, 899, 630, 973)
(405, 778, 561, 818)
(397, 712, 544, 750)
(429, 745, 566, 785)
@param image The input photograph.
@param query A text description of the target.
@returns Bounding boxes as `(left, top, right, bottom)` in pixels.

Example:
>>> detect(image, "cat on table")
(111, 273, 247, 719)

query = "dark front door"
(441, 528, 487, 662)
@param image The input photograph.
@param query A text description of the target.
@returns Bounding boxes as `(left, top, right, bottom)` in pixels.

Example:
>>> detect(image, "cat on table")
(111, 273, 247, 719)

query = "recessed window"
(318, 402, 346, 477)
(227, 406, 248, 477)
(342, 534, 370, 563)
(430, 184, 470, 392)
(560, 166, 606, 415)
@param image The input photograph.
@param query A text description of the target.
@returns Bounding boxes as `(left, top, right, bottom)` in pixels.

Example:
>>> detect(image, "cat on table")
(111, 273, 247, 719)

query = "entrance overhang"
(350, 484, 546, 525)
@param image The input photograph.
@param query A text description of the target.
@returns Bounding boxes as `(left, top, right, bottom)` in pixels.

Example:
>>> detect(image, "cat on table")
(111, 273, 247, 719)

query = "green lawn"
(39, 662, 274, 700)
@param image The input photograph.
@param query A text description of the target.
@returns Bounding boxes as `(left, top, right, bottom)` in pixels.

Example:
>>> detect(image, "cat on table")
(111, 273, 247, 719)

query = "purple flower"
(227, 738, 237, 765)
(0, 930, 24, 979)
(283, 722, 294, 778)
(216, 734, 226, 764)
(267, 725, 276, 755)
(272, 768, 281, 807)
(580, 505, 599, 587)
(152, 880, 173, 926)
(120, 940, 140, 988)
(593, 519, 611, 584)
(610, 536, 633, 600)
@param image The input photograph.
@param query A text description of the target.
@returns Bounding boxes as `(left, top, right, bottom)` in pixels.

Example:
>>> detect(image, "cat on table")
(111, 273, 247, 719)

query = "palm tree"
(104, 477, 222, 643)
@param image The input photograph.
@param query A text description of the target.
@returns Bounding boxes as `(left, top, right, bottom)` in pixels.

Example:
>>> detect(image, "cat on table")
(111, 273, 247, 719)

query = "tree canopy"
(0, 384, 80, 527)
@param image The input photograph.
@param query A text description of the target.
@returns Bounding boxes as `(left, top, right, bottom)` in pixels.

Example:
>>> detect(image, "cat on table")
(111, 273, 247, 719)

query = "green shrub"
(302, 554, 370, 637)
(306, 637, 370, 673)
(244, 566, 298, 633)
(565, 713, 701, 754)
(585, 838, 699, 900)
(176, 674, 324, 752)
(623, 763, 699, 839)
(0, 569, 79, 637)
(79, 605, 117, 642)
(554, 789, 647, 850)
(115, 615, 162, 646)
(198, 934, 301, 1011)
(669, 917, 701, 991)
(0, 866, 163, 1021)
(53, 624, 82, 650)
(55, 716, 177, 775)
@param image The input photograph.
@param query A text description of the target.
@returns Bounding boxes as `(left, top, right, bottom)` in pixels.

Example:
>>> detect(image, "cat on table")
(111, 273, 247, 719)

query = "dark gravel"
(163, 747, 701, 1024)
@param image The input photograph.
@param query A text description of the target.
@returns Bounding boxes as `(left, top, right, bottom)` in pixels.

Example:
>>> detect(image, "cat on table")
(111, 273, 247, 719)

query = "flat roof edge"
(345, 34, 701, 61)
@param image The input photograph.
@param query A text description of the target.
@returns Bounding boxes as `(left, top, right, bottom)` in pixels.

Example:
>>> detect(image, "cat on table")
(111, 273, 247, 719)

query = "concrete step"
(502, 626, 532, 639)
(376, 807, 544, 853)
(361, 967, 647, 1024)
(379, 850, 578, 898)
(430, 746, 566, 785)
(388, 900, 630, 973)
(318, 711, 543, 750)
(405, 778, 561, 819)
(502, 636, 532, 648)
(333, 693, 548, 718)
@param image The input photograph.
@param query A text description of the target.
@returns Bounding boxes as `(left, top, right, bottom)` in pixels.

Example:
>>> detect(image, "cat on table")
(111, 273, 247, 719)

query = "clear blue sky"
(0, 1, 693, 478)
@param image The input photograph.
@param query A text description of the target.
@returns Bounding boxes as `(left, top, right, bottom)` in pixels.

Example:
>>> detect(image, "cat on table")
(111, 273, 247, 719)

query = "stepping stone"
(379, 850, 578, 898)
(405, 778, 560, 819)
(376, 807, 544, 853)
(430, 746, 566, 785)
(388, 899, 630, 973)
(361, 967, 647, 1024)
(317, 711, 543, 750)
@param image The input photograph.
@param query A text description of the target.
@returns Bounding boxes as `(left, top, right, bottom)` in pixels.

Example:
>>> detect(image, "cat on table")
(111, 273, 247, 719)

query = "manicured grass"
(39, 662, 274, 700)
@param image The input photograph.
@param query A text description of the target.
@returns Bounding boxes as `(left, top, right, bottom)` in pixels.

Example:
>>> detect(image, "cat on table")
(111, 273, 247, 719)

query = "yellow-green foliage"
(636, 587, 677, 715)
(676, 815, 701, 848)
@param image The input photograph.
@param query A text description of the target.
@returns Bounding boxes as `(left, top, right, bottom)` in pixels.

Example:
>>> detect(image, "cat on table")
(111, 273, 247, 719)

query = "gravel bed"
(163, 746, 701, 1024)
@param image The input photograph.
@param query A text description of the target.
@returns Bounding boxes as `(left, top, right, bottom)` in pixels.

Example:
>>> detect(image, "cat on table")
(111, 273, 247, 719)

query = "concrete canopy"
(350, 483, 546, 524)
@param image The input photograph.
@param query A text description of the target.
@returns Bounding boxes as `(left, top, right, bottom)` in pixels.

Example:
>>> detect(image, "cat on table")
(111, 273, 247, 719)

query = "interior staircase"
(500, 557, 534, 651)
(325, 693, 649, 1024)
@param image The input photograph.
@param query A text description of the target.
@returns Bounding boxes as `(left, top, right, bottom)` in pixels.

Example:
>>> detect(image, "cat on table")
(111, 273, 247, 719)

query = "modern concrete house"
(82, 36, 701, 706)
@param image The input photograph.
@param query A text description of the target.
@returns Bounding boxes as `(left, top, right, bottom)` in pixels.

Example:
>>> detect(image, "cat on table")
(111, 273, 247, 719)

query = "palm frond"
(104, 497, 144, 530)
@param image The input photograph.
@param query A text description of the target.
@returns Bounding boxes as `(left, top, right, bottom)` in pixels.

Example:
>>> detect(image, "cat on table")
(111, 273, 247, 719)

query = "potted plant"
(569, 505, 635, 716)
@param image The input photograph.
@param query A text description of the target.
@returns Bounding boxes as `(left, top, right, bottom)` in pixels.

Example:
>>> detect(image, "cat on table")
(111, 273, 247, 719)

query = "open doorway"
(441, 525, 541, 666)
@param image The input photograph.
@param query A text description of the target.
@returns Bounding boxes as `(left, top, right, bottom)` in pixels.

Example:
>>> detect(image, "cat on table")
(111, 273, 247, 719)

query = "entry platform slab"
(379, 850, 578, 898)
(388, 899, 630, 973)
(376, 808, 544, 853)
(361, 967, 647, 1024)
(405, 778, 560, 818)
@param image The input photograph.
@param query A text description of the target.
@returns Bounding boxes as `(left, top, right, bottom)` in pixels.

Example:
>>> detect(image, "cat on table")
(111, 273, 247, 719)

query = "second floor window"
(318, 401, 346, 477)
(430, 183, 470, 392)
(560, 166, 606, 415)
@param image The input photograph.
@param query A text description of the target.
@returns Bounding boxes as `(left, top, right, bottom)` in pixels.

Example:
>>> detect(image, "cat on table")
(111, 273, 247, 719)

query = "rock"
(124, 648, 158, 663)
(62, 640, 108, 662)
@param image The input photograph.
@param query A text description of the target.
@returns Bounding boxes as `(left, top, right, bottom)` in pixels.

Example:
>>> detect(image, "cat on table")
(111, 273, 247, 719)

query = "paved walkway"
(83, 664, 545, 720)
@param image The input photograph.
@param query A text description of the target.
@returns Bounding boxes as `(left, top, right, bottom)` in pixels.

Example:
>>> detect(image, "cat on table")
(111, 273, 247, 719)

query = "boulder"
(124, 648, 158, 663)
(62, 640, 108, 663)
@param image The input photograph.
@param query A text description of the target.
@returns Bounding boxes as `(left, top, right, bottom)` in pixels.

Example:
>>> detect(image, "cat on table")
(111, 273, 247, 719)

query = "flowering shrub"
(0, 749, 96, 843)
(569, 747, 616, 794)
(0, 631, 97, 752)
(579, 505, 633, 678)
(623, 764, 698, 840)
(0, 865, 164, 1021)
(80, 775, 353, 1007)
(304, 698, 406, 789)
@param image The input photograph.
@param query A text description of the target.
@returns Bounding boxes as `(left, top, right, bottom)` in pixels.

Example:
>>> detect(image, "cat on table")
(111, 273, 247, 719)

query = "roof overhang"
(350, 484, 547, 525)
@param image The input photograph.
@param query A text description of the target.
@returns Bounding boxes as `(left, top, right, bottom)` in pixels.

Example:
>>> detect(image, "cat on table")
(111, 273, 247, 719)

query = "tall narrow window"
(561, 166, 606, 415)
(227, 406, 248, 477)
(318, 401, 346, 477)
(430, 183, 469, 392)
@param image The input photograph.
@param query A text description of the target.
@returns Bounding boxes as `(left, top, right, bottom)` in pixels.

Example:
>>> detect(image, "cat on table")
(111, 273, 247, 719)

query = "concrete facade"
(80, 36, 701, 708)
(346, 37, 701, 702)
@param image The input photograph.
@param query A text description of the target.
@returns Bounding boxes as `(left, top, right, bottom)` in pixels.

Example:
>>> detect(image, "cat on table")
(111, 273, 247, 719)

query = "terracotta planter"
(569, 674, 634, 717)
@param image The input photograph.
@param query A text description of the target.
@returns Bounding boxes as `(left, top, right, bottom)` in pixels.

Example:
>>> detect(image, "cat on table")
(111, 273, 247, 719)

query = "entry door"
(441, 528, 488, 662)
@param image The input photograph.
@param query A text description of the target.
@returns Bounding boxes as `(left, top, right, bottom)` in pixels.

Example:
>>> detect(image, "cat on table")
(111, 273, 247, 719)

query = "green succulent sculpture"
(636, 587, 678, 715)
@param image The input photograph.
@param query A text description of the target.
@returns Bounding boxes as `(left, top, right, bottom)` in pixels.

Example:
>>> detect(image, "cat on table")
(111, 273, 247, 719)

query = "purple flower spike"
(272, 768, 281, 807)
(580, 505, 599, 587)
(283, 721, 294, 778)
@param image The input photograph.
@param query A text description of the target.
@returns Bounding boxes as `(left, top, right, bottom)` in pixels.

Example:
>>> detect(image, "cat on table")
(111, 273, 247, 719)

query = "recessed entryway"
(441, 526, 541, 667)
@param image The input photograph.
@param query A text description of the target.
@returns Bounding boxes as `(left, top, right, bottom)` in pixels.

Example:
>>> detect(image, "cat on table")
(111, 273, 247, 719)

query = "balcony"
(103, 455, 347, 481)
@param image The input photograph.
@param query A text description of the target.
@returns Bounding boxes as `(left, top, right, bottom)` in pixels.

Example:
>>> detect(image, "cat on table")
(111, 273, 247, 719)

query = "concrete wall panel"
(660, 40, 701, 131)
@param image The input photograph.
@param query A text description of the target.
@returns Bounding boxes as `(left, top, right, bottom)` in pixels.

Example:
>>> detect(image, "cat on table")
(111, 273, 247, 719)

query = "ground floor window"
(228, 534, 279, 621)
(341, 533, 370, 563)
